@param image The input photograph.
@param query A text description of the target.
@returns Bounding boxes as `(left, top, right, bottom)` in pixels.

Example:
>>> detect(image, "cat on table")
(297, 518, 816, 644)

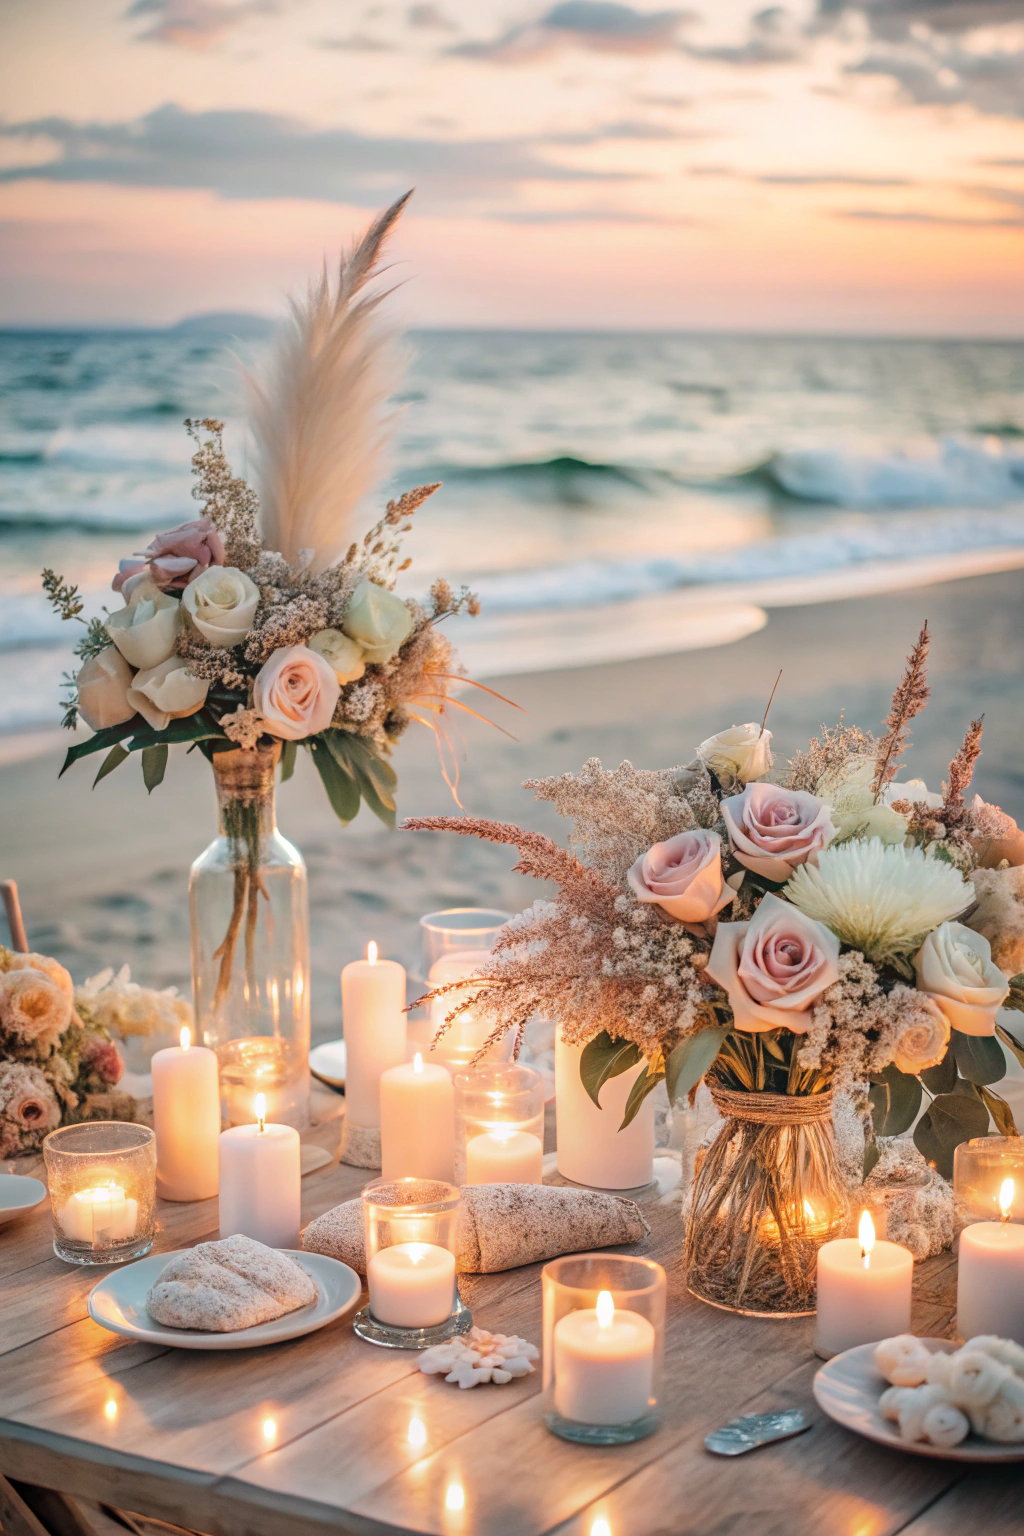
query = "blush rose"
(627, 830, 735, 926)
(113, 517, 226, 597)
(253, 645, 341, 741)
(721, 781, 837, 883)
(705, 893, 840, 1033)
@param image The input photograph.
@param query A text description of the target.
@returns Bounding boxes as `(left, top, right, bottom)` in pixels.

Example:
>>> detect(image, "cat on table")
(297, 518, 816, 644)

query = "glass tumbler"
(954, 1135, 1024, 1231)
(353, 1176, 472, 1348)
(43, 1122, 156, 1265)
(415, 908, 513, 1070)
(454, 1063, 545, 1185)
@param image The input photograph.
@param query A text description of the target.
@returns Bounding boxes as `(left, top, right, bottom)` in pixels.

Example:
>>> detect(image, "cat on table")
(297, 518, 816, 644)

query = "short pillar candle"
(380, 1053, 455, 1183)
(218, 1094, 301, 1249)
(957, 1179, 1024, 1344)
(814, 1212, 913, 1358)
(152, 1026, 220, 1201)
(341, 942, 407, 1129)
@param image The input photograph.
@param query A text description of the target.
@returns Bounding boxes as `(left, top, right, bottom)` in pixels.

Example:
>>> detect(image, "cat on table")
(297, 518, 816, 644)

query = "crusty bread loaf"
(146, 1234, 317, 1332)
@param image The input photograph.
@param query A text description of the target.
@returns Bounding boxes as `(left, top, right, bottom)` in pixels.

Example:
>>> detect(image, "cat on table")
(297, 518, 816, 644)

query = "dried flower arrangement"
(408, 629, 1024, 1311)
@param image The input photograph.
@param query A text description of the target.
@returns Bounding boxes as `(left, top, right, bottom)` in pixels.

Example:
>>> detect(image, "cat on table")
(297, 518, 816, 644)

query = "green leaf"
(868, 1063, 922, 1137)
(579, 1031, 642, 1110)
(1002, 975, 1024, 1015)
(863, 1137, 881, 1180)
(129, 712, 225, 751)
(979, 1084, 1019, 1138)
(920, 1040, 957, 1095)
(665, 1027, 729, 1106)
(280, 740, 297, 783)
(997, 1020, 1024, 1070)
(309, 737, 360, 824)
(330, 731, 398, 829)
(619, 1062, 664, 1131)
(952, 1028, 1007, 1086)
(93, 743, 129, 787)
(914, 1090, 990, 1178)
(60, 718, 139, 776)
(141, 743, 168, 793)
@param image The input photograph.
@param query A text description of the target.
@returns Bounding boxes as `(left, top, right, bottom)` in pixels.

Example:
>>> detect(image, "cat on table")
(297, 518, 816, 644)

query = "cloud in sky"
(684, 6, 806, 65)
(453, 2, 690, 62)
(127, 0, 278, 50)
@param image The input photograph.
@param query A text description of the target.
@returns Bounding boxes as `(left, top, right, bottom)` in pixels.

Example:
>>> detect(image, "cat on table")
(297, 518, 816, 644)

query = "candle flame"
(255, 1092, 266, 1133)
(413, 1052, 423, 1073)
(859, 1209, 875, 1265)
(180, 1025, 190, 1051)
(367, 940, 378, 964)
(407, 1243, 429, 1266)
(1000, 1177, 1015, 1221)
(596, 1290, 615, 1328)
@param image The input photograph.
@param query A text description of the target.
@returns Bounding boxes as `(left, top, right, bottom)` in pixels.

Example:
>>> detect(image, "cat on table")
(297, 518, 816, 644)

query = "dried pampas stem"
(247, 191, 412, 571)
(942, 716, 984, 829)
(872, 622, 931, 802)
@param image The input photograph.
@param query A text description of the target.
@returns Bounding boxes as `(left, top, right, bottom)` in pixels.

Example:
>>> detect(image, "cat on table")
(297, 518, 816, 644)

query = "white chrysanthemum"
(785, 840, 972, 963)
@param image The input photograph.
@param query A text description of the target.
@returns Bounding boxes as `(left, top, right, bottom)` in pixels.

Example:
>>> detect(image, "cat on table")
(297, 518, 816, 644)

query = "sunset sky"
(2, 0, 1024, 331)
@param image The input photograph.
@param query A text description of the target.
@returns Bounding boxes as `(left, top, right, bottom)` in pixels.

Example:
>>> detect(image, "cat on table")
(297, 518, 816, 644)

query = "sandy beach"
(2, 566, 1022, 1044)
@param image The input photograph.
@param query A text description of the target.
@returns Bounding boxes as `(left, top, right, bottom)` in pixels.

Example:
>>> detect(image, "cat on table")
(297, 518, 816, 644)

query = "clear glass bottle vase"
(189, 742, 310, 1129)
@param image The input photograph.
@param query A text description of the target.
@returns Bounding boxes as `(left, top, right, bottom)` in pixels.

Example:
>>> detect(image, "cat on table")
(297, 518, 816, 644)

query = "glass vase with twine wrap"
(189, 742, 310, 1129)
(683, 1031, 848, 1317)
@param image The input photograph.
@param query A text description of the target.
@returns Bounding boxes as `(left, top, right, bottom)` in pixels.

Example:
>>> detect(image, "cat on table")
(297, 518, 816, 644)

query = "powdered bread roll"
(146, 1234, 317, 1332)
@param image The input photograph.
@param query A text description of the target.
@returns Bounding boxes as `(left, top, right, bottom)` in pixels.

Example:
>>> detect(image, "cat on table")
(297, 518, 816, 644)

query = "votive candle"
(553, 1290, 655, 1426)
(152, 1025, 220, 1201)
(814, 1211, 913, 1358)
(957, 1178, 1024, 1343)
(366, 1241, 456, 1328)
(465, 1128, 544, 1185)
(59, 1184, 138, 1246)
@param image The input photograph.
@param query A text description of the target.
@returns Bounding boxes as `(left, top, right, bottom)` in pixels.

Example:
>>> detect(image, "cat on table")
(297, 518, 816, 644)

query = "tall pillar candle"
(152, 1026, 220, 1201)
(219, 1095, 301, 1248)
(341, 942, 407, 1128)
(957, 1179, 1024, 1343)
(380, 1054, 455, 1182)
(814, 1212, 913, 1357)
(555, 1036, 654, 1190)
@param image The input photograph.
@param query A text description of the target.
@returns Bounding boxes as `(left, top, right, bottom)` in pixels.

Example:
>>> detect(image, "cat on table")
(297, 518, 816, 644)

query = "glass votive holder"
(417, 908, 514, 1071)
(43, 1122, 156, 1266)
(542, 1253, 666, 1445)
(954, 1135, 1024, 1231)
(454, 1063, 545, 1185)
(353, 1177, 472, 1349)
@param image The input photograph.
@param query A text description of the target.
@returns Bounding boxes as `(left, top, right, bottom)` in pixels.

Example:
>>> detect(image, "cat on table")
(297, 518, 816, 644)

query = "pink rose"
(113, 517, 226, 597)
(79, 1035, 124, 1087)
(721, 781, 836, 883)
(253, 645, 341, 741)
(705, 893, 840, 1033)
(627, 830, 735, 926)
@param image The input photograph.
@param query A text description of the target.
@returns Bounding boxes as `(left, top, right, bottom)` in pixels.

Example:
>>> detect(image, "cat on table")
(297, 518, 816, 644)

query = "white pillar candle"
(555, 1036, 655, 1190)
(553, 1291, 655, 1426)
(957, 1179, 1024, 1343)
(218, 1095, 301, 1248)
(152, 1026, 220, 1202)
(814, 1212, 913, 1358)
(380, 1054, 455, 1182)
(341, 942, 407, 1128)
(465, 1128, 544, 1185)
(59, 1184, 139, 1247)
(366, 1241, 456, 1328)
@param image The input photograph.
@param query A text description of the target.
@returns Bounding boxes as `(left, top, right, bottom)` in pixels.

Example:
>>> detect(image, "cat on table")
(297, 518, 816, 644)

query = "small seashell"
(491, 1367, 512, 1384)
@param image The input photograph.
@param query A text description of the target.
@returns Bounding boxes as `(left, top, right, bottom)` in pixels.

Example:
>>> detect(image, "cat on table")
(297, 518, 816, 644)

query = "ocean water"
(3, 326, 1024, 739)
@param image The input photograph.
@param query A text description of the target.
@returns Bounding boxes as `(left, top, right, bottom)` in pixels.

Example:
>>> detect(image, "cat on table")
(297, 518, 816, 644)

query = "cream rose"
(822, 757, 908, 846)
(76, 647, 137, 731)
(722, 781, 837, 883)
(914, 921, 1009, 1037)
(0, 967, 72, 1054)
(697, 723, 772, 788)
(342, 580, 413, 664)
(627, 830, 735, 926)
(105, 579, 181, 671)
(253, 645, 341, 741)
(4, 951, 74, 1002)
(182, 566, 259, 648)
(893, 994, 951, 1074)
(126, 657, 210, 732)
(307, 628, 366, 684)
(705, 893, 840, 1033)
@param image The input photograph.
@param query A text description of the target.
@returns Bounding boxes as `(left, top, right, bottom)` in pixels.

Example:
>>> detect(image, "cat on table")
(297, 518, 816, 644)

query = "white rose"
(307, 628, 366, 684)
(76, 646, 136, 730)
(884, 778, 943, 810)
(105, 578, 181, 670)
(342, 580, 413, 664)
(824, 758, 909, 846)
(182, 566, 259, 648)
(893, 994, 951, 1074)
(126, 657, 210, 732)
(914, 921, 1009, 1036)
(697, 723, 772, 787)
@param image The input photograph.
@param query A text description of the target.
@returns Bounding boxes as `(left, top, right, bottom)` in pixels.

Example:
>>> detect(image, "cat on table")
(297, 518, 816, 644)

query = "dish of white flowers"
(813, 1334, 1024, 1461)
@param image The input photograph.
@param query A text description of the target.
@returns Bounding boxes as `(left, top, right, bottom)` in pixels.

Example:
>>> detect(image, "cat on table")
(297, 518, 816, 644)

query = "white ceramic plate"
(0, 1173, 46, 1225)
(309, 1039, 346, 1090)
(813, 1338, 1024, 1462)
(88, 1249, 361, 1350)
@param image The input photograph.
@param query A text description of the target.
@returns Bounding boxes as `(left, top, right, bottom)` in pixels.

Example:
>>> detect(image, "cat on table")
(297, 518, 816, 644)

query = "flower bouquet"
(409, 624, 1024, 1315)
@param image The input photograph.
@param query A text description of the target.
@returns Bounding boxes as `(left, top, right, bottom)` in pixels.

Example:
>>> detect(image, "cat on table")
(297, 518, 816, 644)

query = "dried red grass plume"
(943, 716, 984, 828)
(403, 815, 617, 907)
(872, 622, 931, 801)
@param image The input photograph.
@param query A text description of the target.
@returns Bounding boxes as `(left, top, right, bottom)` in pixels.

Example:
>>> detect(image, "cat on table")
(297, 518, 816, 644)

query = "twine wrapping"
(709, 1084, 834, 1126)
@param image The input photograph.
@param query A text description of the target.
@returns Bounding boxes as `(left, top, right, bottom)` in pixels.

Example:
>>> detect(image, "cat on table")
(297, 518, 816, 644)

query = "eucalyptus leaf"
(920, 1042, 956, 1096)
(665, 1027, 729, 1106)
(310, 737, 360, 824)
(868, 1063, 922, 1138)
(129, 712, 226, 751)
(619, 1061, 664, 1131)
(579, 1031, 642, 1111)
(952, 1028, 1007, 1086)
(60, 717, 138, 776)
(863, 1137, 881, 1181)
(980, 1084, 1019, 1138)
(997, 1021, 1024, 1070)
(141, 743, 168, 794)
(93, 743, 129, 787)
(280, 740, 297, 783)
(914, 1090, 990, 1178)
(1003, 976, 1024, 1015)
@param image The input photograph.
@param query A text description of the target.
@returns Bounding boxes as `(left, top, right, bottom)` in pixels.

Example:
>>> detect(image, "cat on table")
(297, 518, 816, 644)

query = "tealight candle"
(218, 1094, 301, 1248)
(341, 942, 407, 1129)
(380, 1053, 455, 1182)
(814, 1211, 914, 1358)
(366, 1241, 456, 1329)
(464, 1127, 544, 1185)
(59, 1183, 139, 1247)
(152, 1026, 220, 1202)
(957, 1179, 1024, 1343)
(553, 1290, 655, 1426)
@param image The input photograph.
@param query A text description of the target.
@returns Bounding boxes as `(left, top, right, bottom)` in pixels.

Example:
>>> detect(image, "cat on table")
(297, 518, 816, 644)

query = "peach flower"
(0, 967, 72, 1054)
(113, 517, 225, 597)
(705, 893, 840, 1033)
(253, 645, 341, 741)
(627, 830, 735, 926)
(722, 781, 836, 883)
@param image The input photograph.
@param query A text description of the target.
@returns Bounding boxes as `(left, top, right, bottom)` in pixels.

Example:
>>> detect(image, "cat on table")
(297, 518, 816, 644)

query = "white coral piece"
(418, 1327, 538, 1388)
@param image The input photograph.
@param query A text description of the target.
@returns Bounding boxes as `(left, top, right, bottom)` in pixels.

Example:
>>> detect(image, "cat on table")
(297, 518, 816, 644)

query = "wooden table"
(2, 1113, 1021, 1536)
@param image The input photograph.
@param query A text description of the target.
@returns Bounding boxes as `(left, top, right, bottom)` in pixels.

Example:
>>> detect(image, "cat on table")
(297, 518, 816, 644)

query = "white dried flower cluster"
(418, 1327, 539, 1388)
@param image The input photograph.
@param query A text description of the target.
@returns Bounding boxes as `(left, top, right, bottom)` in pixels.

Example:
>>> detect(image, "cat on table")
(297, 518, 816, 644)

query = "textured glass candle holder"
(954, 1135, 1024, 1231)
(353, 1177, 472, 1349)
(43, 1122, 156, 1265)
(416, 908, 514, 1071)
(454, 1063, 545, 1185)
(543, 1253, 665, 1445)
